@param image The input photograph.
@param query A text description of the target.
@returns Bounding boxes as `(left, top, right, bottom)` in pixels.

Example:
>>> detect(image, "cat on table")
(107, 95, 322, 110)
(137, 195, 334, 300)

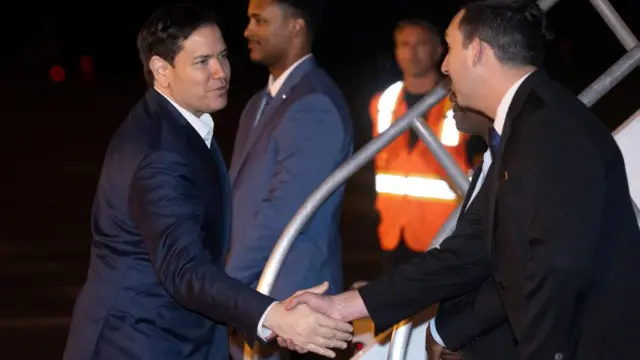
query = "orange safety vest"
(370, 81, 470, 252)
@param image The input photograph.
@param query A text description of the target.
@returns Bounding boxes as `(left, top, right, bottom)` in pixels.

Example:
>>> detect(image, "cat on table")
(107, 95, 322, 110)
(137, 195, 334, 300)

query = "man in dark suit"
(62, 5, 352, 360)
(226, 0, 353, 358)
(419, 95, 517, 360)
(285, 1, 640, 359)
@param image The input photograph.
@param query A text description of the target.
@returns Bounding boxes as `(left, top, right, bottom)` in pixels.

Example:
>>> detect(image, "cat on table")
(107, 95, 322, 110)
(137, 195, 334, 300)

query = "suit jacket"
(359, 70, 640, 359)
(225, 56, 353, 300)
(63, 89, 274, 360)
(436, 163, 517, 360)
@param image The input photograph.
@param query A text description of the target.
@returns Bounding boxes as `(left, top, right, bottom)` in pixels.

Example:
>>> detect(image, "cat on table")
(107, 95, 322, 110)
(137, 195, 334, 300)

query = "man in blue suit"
(226, 0, 353, 358)
(62, 5, 352, 360)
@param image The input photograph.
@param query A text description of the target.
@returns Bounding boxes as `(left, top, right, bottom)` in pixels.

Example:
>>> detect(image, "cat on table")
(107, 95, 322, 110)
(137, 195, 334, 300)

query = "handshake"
(261, 282, 356, 358)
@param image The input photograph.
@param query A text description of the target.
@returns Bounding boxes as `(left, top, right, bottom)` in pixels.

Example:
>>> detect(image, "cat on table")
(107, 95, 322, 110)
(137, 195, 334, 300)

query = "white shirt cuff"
(429, 318, 446, 347)
(257, 302, 278, 342)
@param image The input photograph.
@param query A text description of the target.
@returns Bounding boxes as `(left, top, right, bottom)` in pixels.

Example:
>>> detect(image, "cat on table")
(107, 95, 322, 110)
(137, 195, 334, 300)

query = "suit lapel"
(209, 138, 232, 251)
(147, 89, 232, 250)
(458, 162, 483, 221)
(229, 95, 262, 183)
(146, 89, 220, 174)
(485, 70, 547, 251)
(230, 56, 317, 187)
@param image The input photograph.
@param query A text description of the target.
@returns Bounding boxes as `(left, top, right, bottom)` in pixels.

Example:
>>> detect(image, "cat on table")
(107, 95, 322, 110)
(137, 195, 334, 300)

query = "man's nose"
(441, 55, 449, 75)
(210, 60, 228, 79)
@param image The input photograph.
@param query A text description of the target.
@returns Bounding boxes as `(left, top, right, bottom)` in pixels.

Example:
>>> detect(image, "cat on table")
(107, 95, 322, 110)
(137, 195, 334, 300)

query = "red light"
(354, 342, 364, 351)
(80, 55, 94, 72)
(50, 65, 65, 82)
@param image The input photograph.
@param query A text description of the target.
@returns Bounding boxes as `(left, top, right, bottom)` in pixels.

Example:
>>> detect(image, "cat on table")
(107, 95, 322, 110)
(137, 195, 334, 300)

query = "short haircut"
(273, 0, 327, 41)
(137, 4, 218, 86)
(394, 18, 443, 47)
(459, 0, 553, 67)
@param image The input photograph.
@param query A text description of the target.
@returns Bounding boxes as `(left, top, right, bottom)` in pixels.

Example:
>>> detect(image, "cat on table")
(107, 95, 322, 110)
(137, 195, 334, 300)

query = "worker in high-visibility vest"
(370, 18, 471, 272)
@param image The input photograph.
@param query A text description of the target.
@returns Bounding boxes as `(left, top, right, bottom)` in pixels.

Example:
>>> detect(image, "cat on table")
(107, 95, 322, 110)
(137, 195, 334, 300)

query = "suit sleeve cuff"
(257, 302, 278, 342)
(430, 318, 446, 347)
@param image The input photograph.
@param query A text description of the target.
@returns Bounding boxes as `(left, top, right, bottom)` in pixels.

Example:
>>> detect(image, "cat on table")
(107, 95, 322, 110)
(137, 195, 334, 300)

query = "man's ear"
(471, 38, 485, 66)
(291, 18, 305, 38)
(150, 55, 172, 87)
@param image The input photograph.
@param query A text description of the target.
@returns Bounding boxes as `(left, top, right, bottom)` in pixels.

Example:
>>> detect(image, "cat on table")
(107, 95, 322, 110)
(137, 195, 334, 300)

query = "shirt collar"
(494, 71, 533, 135)
(155, 88, 214, 146)
(267, 53, 313, 97)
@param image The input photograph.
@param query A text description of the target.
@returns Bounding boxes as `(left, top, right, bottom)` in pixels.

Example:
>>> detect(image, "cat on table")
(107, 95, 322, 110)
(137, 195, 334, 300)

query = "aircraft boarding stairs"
(246, 0, 639, 358)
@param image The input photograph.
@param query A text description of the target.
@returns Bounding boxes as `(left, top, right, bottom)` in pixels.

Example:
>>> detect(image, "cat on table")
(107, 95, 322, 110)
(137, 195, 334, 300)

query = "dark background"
(1, 0, 638, 358)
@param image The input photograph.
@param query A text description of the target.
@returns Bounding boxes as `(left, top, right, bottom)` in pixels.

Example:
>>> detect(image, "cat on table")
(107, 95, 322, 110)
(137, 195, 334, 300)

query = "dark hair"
(459, 0, 553, 67)
(395, 18, 443, 47)
(137, 4, 218, 86)
(274, 0, 326, 42)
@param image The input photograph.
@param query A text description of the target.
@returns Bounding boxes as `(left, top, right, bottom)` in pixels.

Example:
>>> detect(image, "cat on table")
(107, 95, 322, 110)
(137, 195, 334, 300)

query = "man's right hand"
(263, 301, 353, 358)
(284, 292, 343, 320)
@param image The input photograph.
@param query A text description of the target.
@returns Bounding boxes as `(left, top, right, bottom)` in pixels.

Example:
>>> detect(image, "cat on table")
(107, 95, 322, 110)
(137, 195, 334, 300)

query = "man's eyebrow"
(193, 48, 228, 62)
(194, 54, 214, 61)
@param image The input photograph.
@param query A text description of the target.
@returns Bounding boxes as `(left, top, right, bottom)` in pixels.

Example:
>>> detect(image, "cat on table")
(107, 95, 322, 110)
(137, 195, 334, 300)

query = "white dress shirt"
(268, 54, 313, 97)
(430, 71, 532, 347)
(252, 53, 313, 129)
(155, 88, 215, 146)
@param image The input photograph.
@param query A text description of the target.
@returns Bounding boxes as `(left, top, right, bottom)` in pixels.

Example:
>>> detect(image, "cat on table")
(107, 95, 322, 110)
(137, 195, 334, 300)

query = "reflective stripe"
(441, 109, 460, 146)
(376, 81, 460, 146)
(377, 81, 403, 134)
(375, 174, 457, 200)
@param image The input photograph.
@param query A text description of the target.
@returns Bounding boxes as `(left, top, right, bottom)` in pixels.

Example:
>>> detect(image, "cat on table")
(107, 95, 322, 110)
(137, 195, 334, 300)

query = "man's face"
(245, 0, 293, 66)
(395, 25, 441, 77)
(155, 24, 230, 115)
(442, 10, 478, 109)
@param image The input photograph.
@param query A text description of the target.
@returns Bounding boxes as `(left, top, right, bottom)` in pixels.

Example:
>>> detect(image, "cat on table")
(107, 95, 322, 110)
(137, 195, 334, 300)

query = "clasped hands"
(262, 282, 350, 358)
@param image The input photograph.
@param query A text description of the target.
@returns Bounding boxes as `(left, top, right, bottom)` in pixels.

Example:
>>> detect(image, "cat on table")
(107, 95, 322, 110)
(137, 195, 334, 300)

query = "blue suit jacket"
(63, 89, 274, 360)
(225, 56, 353, 300)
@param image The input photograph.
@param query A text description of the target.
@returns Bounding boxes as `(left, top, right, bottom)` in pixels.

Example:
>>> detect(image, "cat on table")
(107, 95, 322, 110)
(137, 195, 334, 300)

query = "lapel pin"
(504, 171, 509, 180)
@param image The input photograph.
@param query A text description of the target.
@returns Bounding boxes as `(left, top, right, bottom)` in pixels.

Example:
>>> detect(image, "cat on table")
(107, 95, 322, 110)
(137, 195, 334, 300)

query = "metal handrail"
(579, 43, 640, 107)
(589, 0, 638, 51)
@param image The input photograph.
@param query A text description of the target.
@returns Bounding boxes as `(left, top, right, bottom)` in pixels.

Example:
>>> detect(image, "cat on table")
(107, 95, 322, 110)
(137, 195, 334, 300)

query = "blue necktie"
(254, 90, 272, 127)
(489, 127, 501, 158)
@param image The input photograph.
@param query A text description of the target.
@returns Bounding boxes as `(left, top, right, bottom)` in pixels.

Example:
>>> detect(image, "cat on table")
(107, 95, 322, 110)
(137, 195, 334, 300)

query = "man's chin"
(248, 51, 265, 64)
(205, 99, 228, 113)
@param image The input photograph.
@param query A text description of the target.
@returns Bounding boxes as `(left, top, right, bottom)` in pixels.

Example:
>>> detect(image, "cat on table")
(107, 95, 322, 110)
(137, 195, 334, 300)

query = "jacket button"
(554, 353, 563, 360)
(498, 282, 506, 291)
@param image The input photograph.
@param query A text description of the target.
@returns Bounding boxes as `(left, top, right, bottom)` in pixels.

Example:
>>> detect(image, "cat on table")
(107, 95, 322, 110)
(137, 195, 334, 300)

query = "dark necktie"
(254, 90, 273, 127)
(489, 127, 501, 158)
